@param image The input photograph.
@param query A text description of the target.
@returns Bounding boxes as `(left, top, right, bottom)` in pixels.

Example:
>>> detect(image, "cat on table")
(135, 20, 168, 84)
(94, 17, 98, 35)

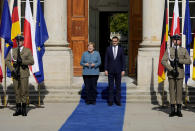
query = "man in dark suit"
(105, 36, 125, 106)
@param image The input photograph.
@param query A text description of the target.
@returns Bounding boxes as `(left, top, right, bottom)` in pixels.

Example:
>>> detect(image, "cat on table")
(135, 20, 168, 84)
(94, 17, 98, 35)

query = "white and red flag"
(23, 0, 39, 73)
(170, 0, 180, 36)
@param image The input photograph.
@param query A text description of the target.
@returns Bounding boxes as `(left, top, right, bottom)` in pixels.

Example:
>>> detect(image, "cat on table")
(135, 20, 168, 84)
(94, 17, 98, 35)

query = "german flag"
(11, 0, 21, 48)
(158, 0, 168, 83)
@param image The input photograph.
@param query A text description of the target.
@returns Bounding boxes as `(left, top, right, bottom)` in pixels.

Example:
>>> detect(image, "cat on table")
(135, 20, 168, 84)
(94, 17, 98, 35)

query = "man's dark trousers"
(108, 72, 121, 103)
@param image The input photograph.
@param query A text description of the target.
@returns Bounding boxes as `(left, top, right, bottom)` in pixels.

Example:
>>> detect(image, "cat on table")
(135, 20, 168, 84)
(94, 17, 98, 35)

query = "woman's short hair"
(88, 42, 95, 48)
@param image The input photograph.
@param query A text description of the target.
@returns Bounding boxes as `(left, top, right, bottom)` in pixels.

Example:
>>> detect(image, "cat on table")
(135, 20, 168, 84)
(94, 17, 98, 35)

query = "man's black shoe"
(91, 101, 96, 105)
(176, 111, 183, 117)
(169, 112, 176, 117)
(169, 104, 176, 117)
(21, 103, 27, 116)
(85, 101, 90, 105)
(13, 103, 21, 116)
(176, 104, 183, 117)
(108, 102, 113, 106)
(116, 102, 121, 106)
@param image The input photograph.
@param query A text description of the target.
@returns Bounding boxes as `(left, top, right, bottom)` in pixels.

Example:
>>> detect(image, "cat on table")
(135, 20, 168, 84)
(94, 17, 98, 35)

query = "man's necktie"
(114, 46, 116, 59)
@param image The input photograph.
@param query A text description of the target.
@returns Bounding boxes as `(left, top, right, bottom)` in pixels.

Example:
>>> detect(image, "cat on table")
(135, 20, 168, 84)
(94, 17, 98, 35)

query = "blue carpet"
(59, 82, 126, 131)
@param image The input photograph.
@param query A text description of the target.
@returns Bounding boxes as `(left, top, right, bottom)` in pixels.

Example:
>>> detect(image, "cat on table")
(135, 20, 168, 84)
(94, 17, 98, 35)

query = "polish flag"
(23, 0, 39, 73)
(170, 0, 180, 36)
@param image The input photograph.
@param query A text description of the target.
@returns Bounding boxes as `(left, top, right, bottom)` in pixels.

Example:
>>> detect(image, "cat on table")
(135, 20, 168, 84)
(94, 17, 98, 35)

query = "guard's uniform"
(6, 46, 34, 116)
(161, 46, 191, 117)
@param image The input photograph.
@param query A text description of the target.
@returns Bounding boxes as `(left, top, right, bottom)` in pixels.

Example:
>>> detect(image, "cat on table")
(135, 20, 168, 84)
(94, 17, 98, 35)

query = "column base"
(43, 46, 73, 88)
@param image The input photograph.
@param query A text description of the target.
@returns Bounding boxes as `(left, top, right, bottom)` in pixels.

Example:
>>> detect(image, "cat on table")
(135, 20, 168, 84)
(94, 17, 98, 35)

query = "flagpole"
(162, 86, 165, 107)
(185, 83, 188, 106)
(38, 84, 40, 107)
(1, 38, 7, 107)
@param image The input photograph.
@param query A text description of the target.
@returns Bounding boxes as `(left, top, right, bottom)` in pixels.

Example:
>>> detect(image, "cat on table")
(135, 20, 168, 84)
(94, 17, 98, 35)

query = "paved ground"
(0, 103, 195, 131)
(123, 103, 195, 131)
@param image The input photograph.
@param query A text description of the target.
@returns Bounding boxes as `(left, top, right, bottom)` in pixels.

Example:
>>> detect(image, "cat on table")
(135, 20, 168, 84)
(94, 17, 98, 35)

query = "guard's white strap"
(168, 48, 174, 62)
(11, 49, 16, 62)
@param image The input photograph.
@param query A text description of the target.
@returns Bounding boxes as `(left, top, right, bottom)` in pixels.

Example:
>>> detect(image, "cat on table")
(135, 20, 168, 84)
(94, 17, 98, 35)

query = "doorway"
(68, 0, 142, 77)
(99, 12, 129, 72)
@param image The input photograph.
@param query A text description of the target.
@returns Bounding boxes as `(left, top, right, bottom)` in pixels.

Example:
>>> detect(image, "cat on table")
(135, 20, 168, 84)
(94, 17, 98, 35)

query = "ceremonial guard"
(6, 35, 34, 116)
(161, 34, 191, 117)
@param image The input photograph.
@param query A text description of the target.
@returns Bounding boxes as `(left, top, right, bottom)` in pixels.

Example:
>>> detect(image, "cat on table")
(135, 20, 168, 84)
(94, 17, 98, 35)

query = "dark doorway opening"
(99, 12, 129, 72)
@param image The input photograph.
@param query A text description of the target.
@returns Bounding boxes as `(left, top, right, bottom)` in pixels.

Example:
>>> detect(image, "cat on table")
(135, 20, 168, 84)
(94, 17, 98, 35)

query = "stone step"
(2, 86, 195, 104)
(3, 93, 195, 104)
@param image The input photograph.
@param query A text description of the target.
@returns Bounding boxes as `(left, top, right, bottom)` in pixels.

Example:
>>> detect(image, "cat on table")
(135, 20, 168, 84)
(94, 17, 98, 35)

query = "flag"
(0, 0, 13, 58)
(23, 0, 39, 74)
(34, 0, 49, 83)
(183, 0, 192, 84)
(158, 0, 168, 83)
(192, 34, 195, 80)
(11, 0, 21, 48)
(0, 41, 3, 82)
(6, 0, 22, 78)
(170, 0, 180, 36)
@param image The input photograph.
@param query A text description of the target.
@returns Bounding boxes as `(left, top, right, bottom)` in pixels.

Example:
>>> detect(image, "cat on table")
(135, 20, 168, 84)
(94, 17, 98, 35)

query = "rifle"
(171, 34, 181, 105)
(173, 43, 179, 78)
(171, 35, 181, 78)
(15, 45, 21, 80)
(14, 36, 23, 80)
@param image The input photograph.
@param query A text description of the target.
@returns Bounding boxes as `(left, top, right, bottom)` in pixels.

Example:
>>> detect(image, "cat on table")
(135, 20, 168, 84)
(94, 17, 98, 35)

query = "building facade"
(0, 0, 195, 93)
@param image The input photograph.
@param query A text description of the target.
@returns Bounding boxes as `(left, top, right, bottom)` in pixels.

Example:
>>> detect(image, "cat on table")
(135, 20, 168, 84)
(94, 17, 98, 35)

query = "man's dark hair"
(112, 36, 119, 41)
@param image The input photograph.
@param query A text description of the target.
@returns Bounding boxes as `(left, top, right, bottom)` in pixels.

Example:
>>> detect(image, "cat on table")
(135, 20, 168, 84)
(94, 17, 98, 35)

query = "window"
(11, 0, 44, 34)
(168, 0, 195, 48)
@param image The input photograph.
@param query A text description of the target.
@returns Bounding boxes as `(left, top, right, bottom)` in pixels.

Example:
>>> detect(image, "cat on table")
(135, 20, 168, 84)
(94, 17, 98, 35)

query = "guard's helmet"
(15, 35, 24, 41)
(171, 34, 181, 40)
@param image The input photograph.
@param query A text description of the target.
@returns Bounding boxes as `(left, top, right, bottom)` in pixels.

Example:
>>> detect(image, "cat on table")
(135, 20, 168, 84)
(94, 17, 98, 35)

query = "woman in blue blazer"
(80, 42, 101, 104)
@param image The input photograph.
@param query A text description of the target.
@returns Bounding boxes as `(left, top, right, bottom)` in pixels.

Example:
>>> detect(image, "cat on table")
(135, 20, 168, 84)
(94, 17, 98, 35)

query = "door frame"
(67, 0, 143, 77)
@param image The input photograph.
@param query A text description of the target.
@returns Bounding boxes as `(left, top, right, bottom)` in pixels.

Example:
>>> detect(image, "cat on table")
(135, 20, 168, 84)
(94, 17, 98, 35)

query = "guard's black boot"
(169, 104, 176, 117)
(176, 104, 183, 117)
(13, 103, 21, 116)
(21, 103, 27, 116)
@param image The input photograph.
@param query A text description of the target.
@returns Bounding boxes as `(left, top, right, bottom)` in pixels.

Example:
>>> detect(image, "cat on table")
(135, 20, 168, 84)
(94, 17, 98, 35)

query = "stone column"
(45, 0, 68, 46)
(42, 0, 73, 88)
(137, 0, 168, 89)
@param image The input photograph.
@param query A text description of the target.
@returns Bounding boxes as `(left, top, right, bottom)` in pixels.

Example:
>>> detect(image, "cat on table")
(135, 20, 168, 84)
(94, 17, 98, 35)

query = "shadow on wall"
(150, 58, 170, 115)
(149, 58, 169, 105)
